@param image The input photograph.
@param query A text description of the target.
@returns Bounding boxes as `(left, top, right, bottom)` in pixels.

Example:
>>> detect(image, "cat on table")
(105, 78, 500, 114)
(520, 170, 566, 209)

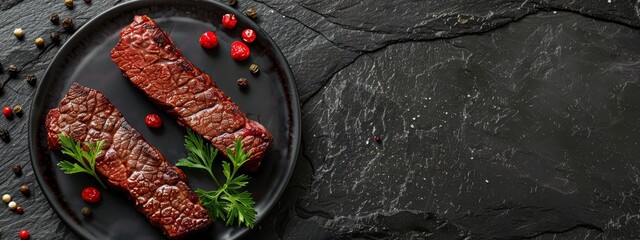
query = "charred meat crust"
(46, 83, 212, 239)
(110, 15, 272, 172)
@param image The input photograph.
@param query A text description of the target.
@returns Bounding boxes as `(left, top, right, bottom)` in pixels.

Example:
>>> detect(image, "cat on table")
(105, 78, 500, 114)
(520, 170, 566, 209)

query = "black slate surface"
(0, 0, 639, 239)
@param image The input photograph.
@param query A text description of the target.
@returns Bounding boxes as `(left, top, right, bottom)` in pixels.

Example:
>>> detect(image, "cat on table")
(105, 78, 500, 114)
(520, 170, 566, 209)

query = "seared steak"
(110, 15, 272, 172)
(46, 83, 211, 239)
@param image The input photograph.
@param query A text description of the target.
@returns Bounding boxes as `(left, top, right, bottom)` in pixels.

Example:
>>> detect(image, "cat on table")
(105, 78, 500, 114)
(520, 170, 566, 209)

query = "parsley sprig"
(176, 130, 256, 228)
(57, 133, 106, 188)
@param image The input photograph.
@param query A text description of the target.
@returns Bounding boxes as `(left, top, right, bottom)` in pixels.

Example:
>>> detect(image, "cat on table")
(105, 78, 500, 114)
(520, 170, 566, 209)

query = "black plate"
(28, 0, 300, 239)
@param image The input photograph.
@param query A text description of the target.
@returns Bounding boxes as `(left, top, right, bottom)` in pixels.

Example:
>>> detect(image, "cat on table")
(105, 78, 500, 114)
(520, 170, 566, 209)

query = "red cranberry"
(3, 107, 12, 117)
(230, 41, 250, 61)
(19, 230, 29, 239)
(145, 114, 162, 128)
(241, 29, 256, 43)
(82, 186, 101, 203)
(221, 14, 237, 29)
(199, 31, 218, 49)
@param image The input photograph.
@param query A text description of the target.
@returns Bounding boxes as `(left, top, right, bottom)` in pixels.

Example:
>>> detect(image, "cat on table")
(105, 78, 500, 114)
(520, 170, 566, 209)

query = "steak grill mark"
(46, 83, 211, 239)
(110, 15, 272, 172)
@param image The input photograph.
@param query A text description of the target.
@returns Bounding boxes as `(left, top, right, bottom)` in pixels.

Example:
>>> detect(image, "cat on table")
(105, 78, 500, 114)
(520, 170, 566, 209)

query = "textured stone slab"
(297, 11, 640, 239)
(0, 0, 638, 239)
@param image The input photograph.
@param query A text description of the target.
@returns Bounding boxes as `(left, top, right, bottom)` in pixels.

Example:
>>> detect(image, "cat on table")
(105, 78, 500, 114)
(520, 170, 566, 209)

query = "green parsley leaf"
(57, 133, 106, 188)
(177, 129, 256, 228)
(175, 130, 219, 185)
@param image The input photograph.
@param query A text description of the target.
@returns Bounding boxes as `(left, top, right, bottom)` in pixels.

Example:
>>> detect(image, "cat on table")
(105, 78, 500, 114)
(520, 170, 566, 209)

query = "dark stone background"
(0, 0, 639, 239)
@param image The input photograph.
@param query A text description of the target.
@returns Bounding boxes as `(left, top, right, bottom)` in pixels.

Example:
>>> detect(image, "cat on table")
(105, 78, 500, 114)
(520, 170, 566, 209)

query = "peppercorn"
(50, 13, 60, 24)
(81, 207, 92, 217)
(0, 129, 10, 142)
(237, 78, 248, 88)
(12, 164, 21, 175)
(50, 32, 60, 44)
(228, 0, 236, 6)
(83, 0, 91, 3)
(19, 185, 30, 196)
(8, 201, 17, 209)
(7, 64, 18, 77)
(26, 74, 36, 85)
(62, 17, 74, 31)
(249, 64, 259, 74)
(13, 105, 22, 114)
(0, 62, 3, 73)
(245, 7, 257, 19)
(374, 135, 382, 142)
(35, 37, 45, 48)
(16, 205, 23, 214)
(2, 194, 11, 203)
(13, 105, 23, 116)
(65, 0, 74, 8)
(13, 28, 24, 39)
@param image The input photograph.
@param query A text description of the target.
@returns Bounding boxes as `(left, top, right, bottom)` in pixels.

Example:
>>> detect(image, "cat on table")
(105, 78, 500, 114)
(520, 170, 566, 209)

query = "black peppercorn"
(228, 0, 236, 6)
(237, 78, 248, 88)
(0, 129, 9, 142)
(50, 13, 59, 24)
(62, 17, 74, 31)
(81, 207, 92, 217)
(7, 64, 18, 77)
(50, 32, 60, 44)
(249, 64, 259, 74)
(25, 75, 36, 85)
(19, 185, 30, 196)
(11, 164, 21, 175)
(245, 7, 257, 19)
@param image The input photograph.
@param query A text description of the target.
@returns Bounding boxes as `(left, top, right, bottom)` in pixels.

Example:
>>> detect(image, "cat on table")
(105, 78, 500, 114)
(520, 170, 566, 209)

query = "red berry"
(241, 29, 256, 43)
(221, 14, 237, 29)
(145, 114, 162, 128)
(19, 230, 29, 239)
(199, 31, 218, 49)
(230, 41, 250, 61)
(82, 186, 101, 203)
(3, 107, 12, 117)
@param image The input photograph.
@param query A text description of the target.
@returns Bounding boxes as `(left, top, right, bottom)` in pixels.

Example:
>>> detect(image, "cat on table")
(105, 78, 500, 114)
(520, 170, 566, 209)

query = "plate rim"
(27, 0, 301, 239)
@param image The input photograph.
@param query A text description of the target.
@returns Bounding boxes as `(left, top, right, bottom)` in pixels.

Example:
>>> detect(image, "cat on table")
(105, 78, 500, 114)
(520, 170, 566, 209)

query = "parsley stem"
(206, 168, 220, 186)
(90, 172, 106, 189)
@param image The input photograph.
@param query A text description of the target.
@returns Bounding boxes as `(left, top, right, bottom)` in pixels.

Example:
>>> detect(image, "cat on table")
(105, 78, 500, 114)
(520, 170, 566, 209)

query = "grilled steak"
(46, 83, 211, 239)
(110, 15, 272, 172)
